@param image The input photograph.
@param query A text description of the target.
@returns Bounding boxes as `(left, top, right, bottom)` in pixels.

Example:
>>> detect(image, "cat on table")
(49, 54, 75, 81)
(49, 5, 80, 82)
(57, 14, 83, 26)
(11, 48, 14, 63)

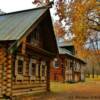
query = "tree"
(32, 0, 100, 75)
(32, 0, 49, 6)
(36, 0, 99, 79)
(53, 0, 100, 57)
(53, 21, 65, 38)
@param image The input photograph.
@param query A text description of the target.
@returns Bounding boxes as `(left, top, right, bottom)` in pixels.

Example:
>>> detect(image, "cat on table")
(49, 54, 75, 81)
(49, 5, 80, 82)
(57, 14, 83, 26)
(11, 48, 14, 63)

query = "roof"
(58, 47, 86, 64)
(58, 47, 72, 55)
(0, 5, 58, 55)
(57, 40, 73, 47)
(0, 7, 48, 41)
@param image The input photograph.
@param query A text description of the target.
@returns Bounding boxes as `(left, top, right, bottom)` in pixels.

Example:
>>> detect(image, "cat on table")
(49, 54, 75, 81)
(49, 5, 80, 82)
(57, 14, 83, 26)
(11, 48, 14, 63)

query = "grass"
(50, 81, 83, 93)
(86, 75, 100, 81)
(50, 76, 100, 93)
(50, 82, 68, 92)
(14, 77, 100, 100)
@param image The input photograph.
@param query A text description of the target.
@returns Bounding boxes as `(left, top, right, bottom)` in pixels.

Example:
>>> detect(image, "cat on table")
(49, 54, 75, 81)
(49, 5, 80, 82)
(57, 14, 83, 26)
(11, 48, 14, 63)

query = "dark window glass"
(70, 61, 74, 69)
(32, 63, 36, 76)
(42, 65, 45, 76)
(30, 28, 40, 42)
(18, 60, 23, 74)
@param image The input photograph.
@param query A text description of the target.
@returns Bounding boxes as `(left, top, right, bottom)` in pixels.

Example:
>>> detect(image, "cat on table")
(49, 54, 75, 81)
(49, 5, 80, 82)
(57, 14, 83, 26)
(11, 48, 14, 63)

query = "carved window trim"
(15, 56, 26, 80)
(40, 61, 47, 80)
(29, 59, 38, 81)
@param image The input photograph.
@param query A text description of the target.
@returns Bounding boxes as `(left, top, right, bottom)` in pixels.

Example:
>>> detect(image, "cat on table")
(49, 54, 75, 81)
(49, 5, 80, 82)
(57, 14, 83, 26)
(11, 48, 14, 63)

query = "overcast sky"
(0, 0, 34, 12)
(0, 0, 58, 20)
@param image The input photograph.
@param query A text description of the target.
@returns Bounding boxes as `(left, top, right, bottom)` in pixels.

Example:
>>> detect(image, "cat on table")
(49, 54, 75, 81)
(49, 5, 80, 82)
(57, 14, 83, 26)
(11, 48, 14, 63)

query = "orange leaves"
(53, 0, 99, 59)
(71, 1, 88, 39)
(55, 0, 66, 21)
(85, 0, 96, 10)
(32, 0, 49, 6)
(54, 21, 65, 37)
(70, 0, 99, 58)
(72, 2, 86, 19)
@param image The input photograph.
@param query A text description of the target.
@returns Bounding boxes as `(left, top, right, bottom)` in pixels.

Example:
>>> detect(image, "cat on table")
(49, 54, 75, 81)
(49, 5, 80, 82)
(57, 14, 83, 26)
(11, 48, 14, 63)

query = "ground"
(16, 77, 100, 100)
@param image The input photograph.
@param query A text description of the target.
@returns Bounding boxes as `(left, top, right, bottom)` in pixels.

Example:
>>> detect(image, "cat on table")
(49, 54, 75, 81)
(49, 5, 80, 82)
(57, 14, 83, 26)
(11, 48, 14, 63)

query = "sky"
(0, 0, 57, 20)
(0, 0, 34, 13)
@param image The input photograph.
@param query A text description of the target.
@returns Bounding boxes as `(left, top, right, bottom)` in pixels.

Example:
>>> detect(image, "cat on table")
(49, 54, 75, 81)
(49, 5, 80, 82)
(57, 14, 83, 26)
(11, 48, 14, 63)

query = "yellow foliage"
(71, 0, 99, 58)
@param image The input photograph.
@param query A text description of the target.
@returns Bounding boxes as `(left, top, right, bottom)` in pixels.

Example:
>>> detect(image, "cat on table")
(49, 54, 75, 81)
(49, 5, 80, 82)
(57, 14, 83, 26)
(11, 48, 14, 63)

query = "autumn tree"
(32, 0, 100, 57)
(50, 0, 99, 57)
(32, 0, 50, 6)
(32, 0, 100, 77)
(71, 0, 99, 54)
(53, 20, 65, 38)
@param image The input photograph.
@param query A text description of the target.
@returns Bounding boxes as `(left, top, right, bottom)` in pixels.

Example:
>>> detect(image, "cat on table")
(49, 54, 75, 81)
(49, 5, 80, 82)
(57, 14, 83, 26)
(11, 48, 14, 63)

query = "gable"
(0, 7, 58, 54)
(25, 10, 58, 54)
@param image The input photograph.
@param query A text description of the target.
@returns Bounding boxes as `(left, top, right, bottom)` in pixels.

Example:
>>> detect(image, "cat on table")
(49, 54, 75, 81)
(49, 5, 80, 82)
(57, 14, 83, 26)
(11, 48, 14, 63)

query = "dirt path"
(16, 80, 100, 100)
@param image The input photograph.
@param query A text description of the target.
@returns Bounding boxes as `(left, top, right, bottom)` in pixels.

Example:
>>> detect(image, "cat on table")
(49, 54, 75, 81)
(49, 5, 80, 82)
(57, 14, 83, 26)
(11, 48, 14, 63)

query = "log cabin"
(50, 41, 86, 83)
(0, 5, 57, 99)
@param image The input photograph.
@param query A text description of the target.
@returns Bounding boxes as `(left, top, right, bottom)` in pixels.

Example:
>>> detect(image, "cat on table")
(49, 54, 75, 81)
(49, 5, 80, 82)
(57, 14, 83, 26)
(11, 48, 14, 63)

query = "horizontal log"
(0, 54, 4, 57)
(7, 61, 12, 65)
(0, 76, 2, 79)
(2, 86, 6, 90)
(6, 75, 11, 79)
(0, 59, 6, 64)
(13, 83, 46, 89)
(7, 55, 12, 59)
(7, 79, 12, 83)
(3, 81, 7, 85)
(6, 92, 11, 97)
(6, 83, 12, 87)
(2, 90, 6, 94)
(12, 89, 46, 96)
(6, 88, 11, 92)
(6, 72, 12, 75)
(0, 52, 3, 55)
(13, 87, 46, 92)
(0, 70, 2, 73)
(12, 88, 47, 95)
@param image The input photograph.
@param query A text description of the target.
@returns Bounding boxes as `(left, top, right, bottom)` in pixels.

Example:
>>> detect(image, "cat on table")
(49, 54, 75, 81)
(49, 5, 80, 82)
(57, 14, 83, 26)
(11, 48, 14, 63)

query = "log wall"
(12, 54, 48, 96)
(50, 56, 84, 83)
(0, 48, 12, 98)
(0, 48, 5, 97)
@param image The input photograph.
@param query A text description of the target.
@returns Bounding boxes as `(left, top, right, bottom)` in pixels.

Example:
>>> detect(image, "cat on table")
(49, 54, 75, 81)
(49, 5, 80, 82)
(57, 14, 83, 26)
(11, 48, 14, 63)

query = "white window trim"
(40, 61, 47, 80)
(15, 56, 26, 80)
(29, 59, 38, 81)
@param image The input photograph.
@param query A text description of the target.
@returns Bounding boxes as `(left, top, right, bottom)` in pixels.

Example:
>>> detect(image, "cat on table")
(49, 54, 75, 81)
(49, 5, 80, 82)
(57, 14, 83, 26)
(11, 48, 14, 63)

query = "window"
(18, 60, 23, 74)
(31, 63, 36, 76)
(29, 59, 38, 77)
(70, 61, 74, 69)
(53, 58, 59, 68)
(15, 56, 26, 81)
(40, 61, 47, 79)
(29, 28, 40, 43)
(42, 65, 45, 76)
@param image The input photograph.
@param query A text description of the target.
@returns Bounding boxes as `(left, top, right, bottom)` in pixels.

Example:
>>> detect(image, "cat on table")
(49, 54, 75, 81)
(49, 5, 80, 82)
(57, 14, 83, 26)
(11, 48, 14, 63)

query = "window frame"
(40, 61, 47, 80)
(15, 56, 26, 80)
(29, 59, 38, 81)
